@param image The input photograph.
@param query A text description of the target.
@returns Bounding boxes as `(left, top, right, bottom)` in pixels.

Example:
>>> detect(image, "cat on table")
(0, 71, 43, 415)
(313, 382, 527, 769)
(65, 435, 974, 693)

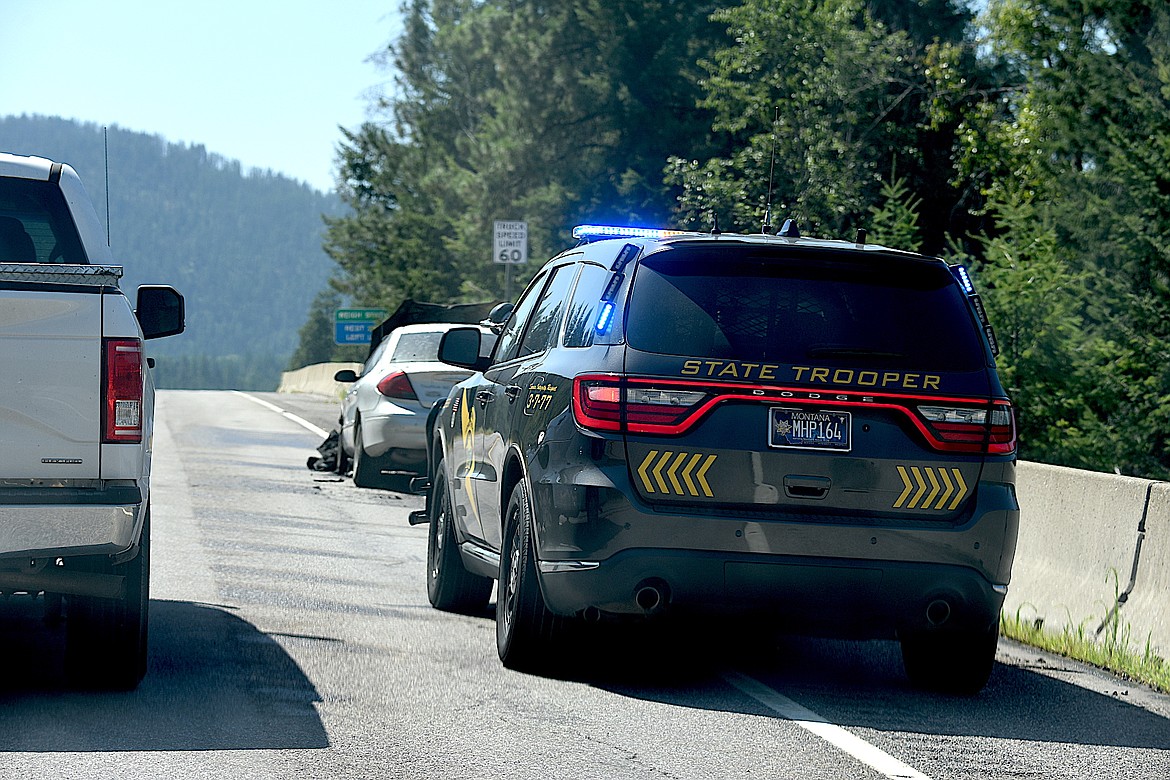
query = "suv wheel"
(900, 622, 999, 695)
(427, 460, 492, 612)
(66, 507, 151, 690)
(496, 479, 566, 671)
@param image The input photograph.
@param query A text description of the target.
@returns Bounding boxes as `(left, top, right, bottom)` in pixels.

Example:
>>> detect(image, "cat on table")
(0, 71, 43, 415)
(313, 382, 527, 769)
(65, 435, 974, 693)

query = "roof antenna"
(103, 126, 111, 247)
(761, 106, 780, 235)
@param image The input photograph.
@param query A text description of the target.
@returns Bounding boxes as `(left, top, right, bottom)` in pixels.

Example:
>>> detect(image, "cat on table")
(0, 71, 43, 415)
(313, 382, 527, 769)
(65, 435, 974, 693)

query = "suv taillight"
(103, 338, 144, 443)
(573, 375, 710, 434)
(915, 401, 1016, 454)
(376, 371, 418, 400)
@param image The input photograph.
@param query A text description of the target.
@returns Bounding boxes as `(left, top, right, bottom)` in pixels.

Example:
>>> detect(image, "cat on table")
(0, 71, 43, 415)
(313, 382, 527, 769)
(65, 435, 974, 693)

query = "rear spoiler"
(366, 298, 501, 358)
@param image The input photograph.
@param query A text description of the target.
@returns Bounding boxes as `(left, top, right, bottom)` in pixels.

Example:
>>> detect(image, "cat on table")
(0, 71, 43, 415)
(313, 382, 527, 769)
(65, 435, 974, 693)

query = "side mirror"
(136, 285, 185, 340)
(439, 327, 487, 371)
(481, 301, 514, 335)
(333, 369, 359, 383)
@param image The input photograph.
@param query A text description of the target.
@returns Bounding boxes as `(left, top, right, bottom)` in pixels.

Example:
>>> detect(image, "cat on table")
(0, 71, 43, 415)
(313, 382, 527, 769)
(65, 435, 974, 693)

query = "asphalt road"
(0, 389, 1167, 779)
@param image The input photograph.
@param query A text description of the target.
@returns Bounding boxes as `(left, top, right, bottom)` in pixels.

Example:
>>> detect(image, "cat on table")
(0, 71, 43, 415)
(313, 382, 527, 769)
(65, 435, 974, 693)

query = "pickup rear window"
(0, 178, 88, 264)
(625, 246, 986, 372)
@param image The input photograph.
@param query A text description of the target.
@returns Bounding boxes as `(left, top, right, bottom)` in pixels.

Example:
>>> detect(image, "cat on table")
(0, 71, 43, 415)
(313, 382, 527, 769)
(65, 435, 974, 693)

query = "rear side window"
(625, 247, 985, 371)
(0, 178, 88, 264)
(517, 264, 577, 358)
(562, 263, 609, 348)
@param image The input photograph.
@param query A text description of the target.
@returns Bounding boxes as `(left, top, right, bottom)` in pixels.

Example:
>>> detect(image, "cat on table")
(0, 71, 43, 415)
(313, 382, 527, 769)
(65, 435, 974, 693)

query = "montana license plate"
(769, 408, 852, 451)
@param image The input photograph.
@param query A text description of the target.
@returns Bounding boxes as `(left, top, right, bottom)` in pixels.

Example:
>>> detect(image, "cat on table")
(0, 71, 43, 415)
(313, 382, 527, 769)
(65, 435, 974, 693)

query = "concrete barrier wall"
(1006, 462, 1149, 633)
(1124, 481, 1170, 658)
(277, 362, 361, 400)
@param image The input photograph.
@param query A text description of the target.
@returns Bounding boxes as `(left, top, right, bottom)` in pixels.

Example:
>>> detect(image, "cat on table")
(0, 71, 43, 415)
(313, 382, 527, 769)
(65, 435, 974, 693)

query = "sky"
(0, 0, 402, 193)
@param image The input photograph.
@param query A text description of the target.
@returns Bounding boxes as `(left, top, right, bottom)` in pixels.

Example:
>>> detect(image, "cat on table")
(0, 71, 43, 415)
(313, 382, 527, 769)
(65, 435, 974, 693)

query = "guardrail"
(279, 363, 1170, 659)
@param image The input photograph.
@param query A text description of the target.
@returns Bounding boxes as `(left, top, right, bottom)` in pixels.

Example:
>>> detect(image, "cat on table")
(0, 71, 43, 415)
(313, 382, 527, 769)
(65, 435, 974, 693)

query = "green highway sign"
(334, 308, 388, 345)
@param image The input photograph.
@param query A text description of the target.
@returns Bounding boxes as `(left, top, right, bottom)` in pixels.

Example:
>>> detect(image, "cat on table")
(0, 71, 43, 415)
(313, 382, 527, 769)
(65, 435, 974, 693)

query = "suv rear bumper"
(538, 549, 1004, 637)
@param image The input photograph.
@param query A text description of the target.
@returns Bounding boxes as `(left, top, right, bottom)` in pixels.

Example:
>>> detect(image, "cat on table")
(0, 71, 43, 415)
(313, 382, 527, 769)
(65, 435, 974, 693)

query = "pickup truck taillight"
(103, 338, 144, 443)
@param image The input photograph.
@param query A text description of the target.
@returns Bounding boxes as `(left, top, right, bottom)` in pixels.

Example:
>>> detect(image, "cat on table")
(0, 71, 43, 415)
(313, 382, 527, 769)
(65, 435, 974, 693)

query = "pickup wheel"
(496, 479, 567, 671)
(426, 461, 492, 613)
(66, 507, 151, 690)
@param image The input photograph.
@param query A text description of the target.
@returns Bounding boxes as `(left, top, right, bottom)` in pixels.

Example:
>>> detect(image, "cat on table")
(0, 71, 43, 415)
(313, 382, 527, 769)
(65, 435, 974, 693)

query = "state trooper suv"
(422, 222, 1018, 693)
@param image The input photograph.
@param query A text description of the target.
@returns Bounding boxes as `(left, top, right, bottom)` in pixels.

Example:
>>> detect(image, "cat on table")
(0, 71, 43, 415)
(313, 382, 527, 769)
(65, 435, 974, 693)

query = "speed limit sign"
(493, 221, 528, 265)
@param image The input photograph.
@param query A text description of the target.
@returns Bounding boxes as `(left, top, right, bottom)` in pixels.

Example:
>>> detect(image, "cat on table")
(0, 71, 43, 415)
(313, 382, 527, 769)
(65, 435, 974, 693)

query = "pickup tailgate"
(0, 287, 102, 479)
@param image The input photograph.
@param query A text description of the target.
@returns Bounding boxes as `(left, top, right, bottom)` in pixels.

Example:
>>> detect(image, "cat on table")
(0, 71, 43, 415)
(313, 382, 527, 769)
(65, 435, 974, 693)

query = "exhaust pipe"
(926, 599, 952, 627)
(634, 579, 670, 615)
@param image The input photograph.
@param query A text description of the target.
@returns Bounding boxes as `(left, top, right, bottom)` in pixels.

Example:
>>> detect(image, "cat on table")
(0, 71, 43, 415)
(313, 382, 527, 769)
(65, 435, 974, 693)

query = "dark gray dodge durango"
(421, 222, 1018, 694)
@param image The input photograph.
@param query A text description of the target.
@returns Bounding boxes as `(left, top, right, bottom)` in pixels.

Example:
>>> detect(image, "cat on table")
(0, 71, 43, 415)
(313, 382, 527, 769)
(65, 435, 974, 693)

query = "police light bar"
(572, 224, 692, 241)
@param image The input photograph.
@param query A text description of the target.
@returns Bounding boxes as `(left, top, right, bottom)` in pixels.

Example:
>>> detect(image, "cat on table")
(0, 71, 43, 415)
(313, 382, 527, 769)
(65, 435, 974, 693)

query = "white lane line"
(722, 671, 932, 780)
(232, 391, 329, 438)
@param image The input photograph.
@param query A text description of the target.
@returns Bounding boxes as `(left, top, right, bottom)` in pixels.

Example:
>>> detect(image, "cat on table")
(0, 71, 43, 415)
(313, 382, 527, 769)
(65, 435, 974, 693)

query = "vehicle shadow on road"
(565, 622, 1170, 752)
(0, 598, 329, 752)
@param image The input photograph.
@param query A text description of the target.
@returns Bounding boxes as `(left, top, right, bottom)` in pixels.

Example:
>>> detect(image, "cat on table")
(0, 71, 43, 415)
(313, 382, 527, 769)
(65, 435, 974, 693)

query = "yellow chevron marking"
(907, 467, 928, 509)
(681, 453, 703, 497)
(894, 466, 914, 508)
(948, 468, 968, 510)
(666, 452, 689, 495)
(652, 451, 673, 494)
(935, 467, 954, 509)
(637, 450, 659, 493)
(695, 454, 717, 497)
(923, 468, 941, 509)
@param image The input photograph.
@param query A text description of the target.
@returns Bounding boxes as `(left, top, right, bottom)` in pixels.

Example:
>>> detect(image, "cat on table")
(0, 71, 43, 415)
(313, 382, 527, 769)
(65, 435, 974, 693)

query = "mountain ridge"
(0, 114, 344, 390)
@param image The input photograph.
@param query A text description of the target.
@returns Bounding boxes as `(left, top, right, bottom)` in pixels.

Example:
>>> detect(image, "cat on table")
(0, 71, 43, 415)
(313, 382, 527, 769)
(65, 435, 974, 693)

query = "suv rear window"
(0, 177, 88, 264)
(625, 246, 985, 372)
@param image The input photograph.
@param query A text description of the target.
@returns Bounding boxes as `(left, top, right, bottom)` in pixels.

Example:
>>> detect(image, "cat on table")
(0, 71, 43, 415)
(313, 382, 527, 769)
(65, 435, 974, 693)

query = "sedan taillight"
(376, 371, 418, 400)
(103, 338, 144, 443)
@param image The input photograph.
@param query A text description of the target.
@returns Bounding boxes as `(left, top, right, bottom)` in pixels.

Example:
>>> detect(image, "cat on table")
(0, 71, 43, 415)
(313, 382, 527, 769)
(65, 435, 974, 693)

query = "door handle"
(784, 475, 831, 499)
(504, 385, 522, 403)
(475, 389, 494, 406)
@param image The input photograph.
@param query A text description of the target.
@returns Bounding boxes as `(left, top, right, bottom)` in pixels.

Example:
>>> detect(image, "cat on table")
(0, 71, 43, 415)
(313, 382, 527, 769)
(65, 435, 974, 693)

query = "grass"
(1001, 609, 1170, 695)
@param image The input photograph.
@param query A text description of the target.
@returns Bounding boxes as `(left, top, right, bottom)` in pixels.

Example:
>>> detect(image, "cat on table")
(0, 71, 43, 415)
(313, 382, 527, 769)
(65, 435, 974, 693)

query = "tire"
(335, 437, 351, 476)
(496, 479, 567, 671)
(65, 507, 151, 690)
(900, 622, 999, 695)
(352, 421, 389, 489)
(427, 461, 492, 613)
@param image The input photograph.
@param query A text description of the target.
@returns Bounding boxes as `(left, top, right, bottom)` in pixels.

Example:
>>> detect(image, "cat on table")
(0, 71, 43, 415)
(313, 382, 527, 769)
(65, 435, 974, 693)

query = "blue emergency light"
(951, 264, 976, 294)
(572, 224, 692, 241)
(595, 301, 616, 334)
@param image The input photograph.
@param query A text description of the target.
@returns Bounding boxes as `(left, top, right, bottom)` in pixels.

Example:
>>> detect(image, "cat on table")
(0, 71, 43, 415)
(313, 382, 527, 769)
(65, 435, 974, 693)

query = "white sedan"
(335, 323, 487, 489)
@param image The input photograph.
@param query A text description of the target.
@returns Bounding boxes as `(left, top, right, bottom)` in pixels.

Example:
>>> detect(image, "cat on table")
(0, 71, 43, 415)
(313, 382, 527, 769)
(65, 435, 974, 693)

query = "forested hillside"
(317, 0, 1170, 479)
(0, 115, 343, 390)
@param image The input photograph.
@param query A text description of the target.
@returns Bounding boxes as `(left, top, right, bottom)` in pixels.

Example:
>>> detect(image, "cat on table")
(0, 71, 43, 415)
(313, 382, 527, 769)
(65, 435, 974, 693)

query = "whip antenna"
(762, 106, 780, 235)
(103, 126, 111, 247)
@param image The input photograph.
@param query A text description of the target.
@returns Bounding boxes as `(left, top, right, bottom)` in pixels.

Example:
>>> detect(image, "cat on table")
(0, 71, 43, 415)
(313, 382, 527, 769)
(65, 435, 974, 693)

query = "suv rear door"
(472, 264, 578, 548)
(609, 243, 1008, 522)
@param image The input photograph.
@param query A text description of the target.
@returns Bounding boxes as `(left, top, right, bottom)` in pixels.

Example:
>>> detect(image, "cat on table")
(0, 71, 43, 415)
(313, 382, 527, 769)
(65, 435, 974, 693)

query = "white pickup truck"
(0, 152, 184, 689)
